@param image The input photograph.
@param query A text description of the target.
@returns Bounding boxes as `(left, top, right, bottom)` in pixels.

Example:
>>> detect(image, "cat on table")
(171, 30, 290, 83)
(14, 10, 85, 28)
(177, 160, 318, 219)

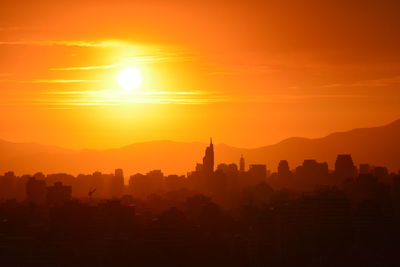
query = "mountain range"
(1, 119, 399, 176)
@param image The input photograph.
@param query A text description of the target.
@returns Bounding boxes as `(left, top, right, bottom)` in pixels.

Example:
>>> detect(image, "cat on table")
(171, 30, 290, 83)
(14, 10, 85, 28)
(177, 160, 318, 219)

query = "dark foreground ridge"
(0, 140, 400, 266)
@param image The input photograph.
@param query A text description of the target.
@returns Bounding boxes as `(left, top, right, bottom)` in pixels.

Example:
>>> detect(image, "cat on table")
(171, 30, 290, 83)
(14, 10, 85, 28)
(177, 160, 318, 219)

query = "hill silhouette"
(0, 120, 400, 176)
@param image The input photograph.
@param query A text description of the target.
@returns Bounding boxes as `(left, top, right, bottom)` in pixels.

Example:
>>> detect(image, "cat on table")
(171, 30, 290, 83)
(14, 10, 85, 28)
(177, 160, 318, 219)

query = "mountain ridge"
(0, 119, 399, 175)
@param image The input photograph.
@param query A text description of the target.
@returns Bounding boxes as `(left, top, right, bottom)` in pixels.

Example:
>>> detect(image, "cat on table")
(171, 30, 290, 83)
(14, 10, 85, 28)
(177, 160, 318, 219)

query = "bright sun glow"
(118, 68, 142, 91)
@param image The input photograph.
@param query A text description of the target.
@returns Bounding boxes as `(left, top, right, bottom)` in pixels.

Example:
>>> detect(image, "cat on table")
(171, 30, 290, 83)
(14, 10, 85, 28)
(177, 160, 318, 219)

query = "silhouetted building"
(372, 166, 388, 179)
(26, 177, 46, 205)
(202, 138, 214, 175)
(0, 171, 17, 200)
(359, 164, 371, 175)
(92, 171, 106, 198)
(295, 160, 329, 189)
(248, 164, 267, 184)
(240, 154, 245, 172)
(334, 154, 357, 179)
(296, 160, 329, 177)
(217, 163, 238, 173)
(278, 160, 291, 176)
(129, 170, 164, 197)
(165, 175, 186, 191)
(195, 163, 203, 172)
(2, 147, 400, 266)
(109, 168, 124, 198)
(46, 181, 72, 206)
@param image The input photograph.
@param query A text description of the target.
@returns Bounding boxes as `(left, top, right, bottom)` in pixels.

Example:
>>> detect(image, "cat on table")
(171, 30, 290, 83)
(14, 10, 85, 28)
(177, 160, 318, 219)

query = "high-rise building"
(334, 154, 356, 179)
(372, 166, 388, 178)
(248, 164, 267, 180)
(46, 182, 72, 206)
(111, 168, 124, 198)
(195, 163, 203, 172)
(202, 138, 214, 175)
(278, 160, 290, 176)
(296, 160, 329, 178)
(217, 163, 238, 173)
(240, 154, 245, 172)
(359, 164, 370, 175)
(115, 168, 123, 178)
(26, 178, 46, 205)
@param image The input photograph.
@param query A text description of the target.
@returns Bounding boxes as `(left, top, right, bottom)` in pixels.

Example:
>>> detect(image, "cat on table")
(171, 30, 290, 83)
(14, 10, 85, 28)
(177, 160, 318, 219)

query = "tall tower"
(202, 138, 214, 175)
(111, 168, 124, 198)
(239, 154, 245, 172)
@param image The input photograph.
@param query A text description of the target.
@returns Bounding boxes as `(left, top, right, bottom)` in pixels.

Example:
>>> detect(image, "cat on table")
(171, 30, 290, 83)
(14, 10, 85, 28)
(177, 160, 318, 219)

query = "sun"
(117, 68, 142, 91)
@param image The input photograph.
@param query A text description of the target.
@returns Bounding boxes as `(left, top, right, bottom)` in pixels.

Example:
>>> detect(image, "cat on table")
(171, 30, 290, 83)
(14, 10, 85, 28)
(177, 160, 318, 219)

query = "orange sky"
(0, 0, 399, 149)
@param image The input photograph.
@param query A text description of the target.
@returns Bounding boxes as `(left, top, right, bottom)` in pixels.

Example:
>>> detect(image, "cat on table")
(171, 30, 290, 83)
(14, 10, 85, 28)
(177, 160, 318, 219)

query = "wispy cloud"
(321, 75, 400, 88)
(235, 94, 367, 104)
(0, 79, 100, 83)
(39, 90, 227, 106)
(351, 76, 400, 87)
(43, 91, 209, 96)
(0, 26, 28, 32)
(28, 79, 101, 84)
(50, 55, 194, 71)
(33, 89, 366, 107)
(50, 63, 124, 71)
(0, 40, 122, 48)
(0, 91, 368, 108)
(320, 83, 345, 88)
(207, 64, 278, 76)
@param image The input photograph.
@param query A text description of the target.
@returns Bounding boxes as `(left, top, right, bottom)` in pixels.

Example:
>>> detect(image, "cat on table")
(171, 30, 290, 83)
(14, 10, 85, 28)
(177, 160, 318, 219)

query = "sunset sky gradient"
(1, 0, 399, 149)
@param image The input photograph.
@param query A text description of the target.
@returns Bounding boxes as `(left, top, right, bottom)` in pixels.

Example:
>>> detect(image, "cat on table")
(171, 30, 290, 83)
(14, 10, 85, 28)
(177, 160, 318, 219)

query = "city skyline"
(0, 118, 399, 175)
(1, 1, 400, 265)
(0, 139, 393, 198)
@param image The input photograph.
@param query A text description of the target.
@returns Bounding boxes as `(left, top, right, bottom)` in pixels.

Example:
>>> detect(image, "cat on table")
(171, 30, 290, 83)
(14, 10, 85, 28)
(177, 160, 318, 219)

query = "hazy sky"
(0, 0, 399, 149)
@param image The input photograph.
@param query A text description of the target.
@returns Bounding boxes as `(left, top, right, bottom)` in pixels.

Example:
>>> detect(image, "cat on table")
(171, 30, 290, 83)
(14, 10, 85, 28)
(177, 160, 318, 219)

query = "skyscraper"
(278, 160, 290, 176)
(359, 164, 370, 175)
(26, 178, 46, 205)
(239, 154, 245, 172)
(296, 160, 329, 178)
(111, 168, 124, 198)
(334, 154, 356, 179)
(46, 182, 72, 206)
(202, 138, 214, 175)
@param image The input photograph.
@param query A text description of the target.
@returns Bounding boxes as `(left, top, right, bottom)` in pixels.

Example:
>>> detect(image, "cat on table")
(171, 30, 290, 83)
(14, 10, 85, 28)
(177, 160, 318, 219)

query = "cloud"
(351, 76, 400, 87)
(0, 89, 367, 108)
(207, 64, 278, 76)
(234, 94, 367, 104)
(28, 79, 101, 84)
(0, 79, 100, 83)
(50, 63, 124, 71)
(34, 89, 366, 107)
(320, 83, 345, 88)
(0, 26, 28, 32)
(321, 75, 400, 88)
(42, 90, 212, 96)
(50, 55, 194, 71)
(39, 90, 227, 106)
(0, 40, 122, 48)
